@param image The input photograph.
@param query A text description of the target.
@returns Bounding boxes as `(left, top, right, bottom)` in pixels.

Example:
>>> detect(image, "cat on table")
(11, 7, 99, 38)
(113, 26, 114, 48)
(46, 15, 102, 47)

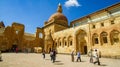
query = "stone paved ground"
(0, 53, 120, 67)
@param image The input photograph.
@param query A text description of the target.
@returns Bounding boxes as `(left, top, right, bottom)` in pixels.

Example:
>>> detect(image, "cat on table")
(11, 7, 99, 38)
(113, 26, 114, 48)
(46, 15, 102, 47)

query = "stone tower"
(43, 3, 68, 52)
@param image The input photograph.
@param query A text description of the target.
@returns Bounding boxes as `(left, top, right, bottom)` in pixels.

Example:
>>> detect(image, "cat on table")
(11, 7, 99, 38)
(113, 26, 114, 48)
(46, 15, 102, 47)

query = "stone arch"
(56, 38, 60, 47)
(63, 37, 67, 47)
(92, 33, 99, 46)
(39, 33, 43, 38)
(100, 31, 108, 45)
(68, 36, 73, 47)
(53, 38, 57, 50)
(15, 30, 19, 34)
(44, 33, 53, 53)
(36, 27, 44, 38)
(75, 29, 87, 54)
(110, 30, 120, 45)
(75, 29, 87, 35)
(58, 37, 62, 47)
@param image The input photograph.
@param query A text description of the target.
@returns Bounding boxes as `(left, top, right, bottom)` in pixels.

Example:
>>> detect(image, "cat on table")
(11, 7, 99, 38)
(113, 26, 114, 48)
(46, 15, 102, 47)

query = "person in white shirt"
(93, 49, 100, 65)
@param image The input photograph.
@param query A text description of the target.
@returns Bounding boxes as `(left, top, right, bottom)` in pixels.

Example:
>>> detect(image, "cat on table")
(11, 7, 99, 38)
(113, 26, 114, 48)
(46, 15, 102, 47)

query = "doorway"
(11, 45, 18, 52)
(76, 29, 87, 54)
(84, 46, 87, 54)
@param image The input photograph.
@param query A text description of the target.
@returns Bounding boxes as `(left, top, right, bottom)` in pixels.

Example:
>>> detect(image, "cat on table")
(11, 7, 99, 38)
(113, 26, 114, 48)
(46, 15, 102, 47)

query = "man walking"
(76, 51, 81, 62)
(50, 50, 53, 61)
(42, 50, 45, 59)
(89, 49, 93, 63)
(52, 49, 56, 63)
(71, 51, 74, 62)
(93, 49, 100, 65)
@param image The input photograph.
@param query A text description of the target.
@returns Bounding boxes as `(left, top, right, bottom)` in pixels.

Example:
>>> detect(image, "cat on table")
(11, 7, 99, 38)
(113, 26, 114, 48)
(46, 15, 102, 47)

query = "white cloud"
(64, 0, 81, 8)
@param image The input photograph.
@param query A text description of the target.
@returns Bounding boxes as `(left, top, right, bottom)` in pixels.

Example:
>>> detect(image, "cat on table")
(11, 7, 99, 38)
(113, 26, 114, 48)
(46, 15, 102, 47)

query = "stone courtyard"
(0, 53, 120, 67)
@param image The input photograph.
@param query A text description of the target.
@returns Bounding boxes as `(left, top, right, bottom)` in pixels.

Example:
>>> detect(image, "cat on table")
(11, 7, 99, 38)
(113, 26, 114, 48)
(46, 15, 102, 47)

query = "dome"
(48, 12, 68, 22)
(47, 3, 68, 26)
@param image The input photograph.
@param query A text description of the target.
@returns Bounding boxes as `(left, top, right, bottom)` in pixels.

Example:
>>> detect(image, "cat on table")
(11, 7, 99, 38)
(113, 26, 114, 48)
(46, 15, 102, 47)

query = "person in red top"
(15, 47, 18, 53)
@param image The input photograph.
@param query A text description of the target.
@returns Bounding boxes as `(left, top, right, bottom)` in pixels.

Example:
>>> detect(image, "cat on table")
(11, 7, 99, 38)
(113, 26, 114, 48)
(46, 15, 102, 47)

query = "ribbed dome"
(47, 3, 68, 26)
(48, 12, 68, 22)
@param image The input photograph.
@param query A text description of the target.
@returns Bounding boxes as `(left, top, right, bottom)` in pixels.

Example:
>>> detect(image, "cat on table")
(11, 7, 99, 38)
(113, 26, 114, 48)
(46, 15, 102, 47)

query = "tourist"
(52, 49, 57, 63)
(71, 50, 74, 62)
(42, 50, 45, 59)
(50, 50, 53, 61)
(76, 51, 81, 62)
(15, 47, 18, 53)
(89, 49, 93, 63)
(93, 49, 100, 65)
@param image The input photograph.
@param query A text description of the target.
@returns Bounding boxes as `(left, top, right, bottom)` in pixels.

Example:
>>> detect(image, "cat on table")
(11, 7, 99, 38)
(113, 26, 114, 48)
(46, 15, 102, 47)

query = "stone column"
(73, 34, 77, 53)
(44, 41, 47, 52)
(88, 24, 92, 51)
(119, 34, 120, 44)
(67, 38, 69, 47)
(57, 40, 59, 48)
(98, 35, 102, 46)
(61, 38, 64, 47)
(36, 31, 39, 38)
(107, 33, 112, 45)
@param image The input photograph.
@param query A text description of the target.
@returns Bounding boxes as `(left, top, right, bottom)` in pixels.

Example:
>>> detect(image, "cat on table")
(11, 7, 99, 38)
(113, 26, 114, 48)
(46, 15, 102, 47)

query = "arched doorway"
(46, 44, 51, 53)
(76, 30, 87, 54)
(11, 39, 18, 52)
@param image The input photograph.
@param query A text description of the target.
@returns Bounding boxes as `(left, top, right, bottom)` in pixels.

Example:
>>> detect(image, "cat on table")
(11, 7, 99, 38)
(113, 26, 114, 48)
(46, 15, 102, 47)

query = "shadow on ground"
(0, 60, 3, 62)
(54, 62, 64, 65)
(45, 59, 50, 60)
(54, 60, 64, 65)
(99, 64, 107, 66)
(75, 61, 86, 62)
(55, 60, 61, 62)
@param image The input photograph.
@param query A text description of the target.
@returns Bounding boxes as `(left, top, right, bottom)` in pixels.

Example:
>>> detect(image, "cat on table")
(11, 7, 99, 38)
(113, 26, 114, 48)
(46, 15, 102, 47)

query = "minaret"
(57, 3, 62, 13)
(0, 21, 5, 27)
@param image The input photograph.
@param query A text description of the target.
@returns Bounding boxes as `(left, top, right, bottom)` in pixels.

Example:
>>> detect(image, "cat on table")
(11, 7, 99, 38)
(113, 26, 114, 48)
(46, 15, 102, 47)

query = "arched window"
(101, 32, 108, 44)
(16, 30, 19, 34)
(68, 36, 73, 47)
(57, 41, 59, 47)
(111, 20, 115, 24)
(53, 42, 57, 48)
(110, 30, 119, 45)
(55, 43, 57, 47)
(63, 37, 66, 47)
(65, 42, 67, 46)
(92, 33, 99, 46)
(39, 33, 43, 38)
(59, 42, 61, 46)
(92, 24, 96, 29)
(70, 41, 72, 46)
(57, 38, 60, 47)
(101, 22, 104, 27)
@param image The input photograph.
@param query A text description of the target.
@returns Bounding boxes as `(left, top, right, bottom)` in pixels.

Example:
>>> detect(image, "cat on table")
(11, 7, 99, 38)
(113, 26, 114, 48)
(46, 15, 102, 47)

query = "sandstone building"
(0, 3, 120, 58)
(0, 22, 43, 52)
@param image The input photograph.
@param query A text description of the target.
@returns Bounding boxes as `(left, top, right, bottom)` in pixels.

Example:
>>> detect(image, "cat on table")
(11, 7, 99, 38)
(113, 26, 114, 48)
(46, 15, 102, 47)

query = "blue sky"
(0, 0, 119, 34)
